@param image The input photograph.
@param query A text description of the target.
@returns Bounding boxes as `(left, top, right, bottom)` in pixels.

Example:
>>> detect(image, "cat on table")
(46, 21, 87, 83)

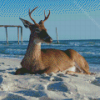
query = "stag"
(15, 7, 91, 75)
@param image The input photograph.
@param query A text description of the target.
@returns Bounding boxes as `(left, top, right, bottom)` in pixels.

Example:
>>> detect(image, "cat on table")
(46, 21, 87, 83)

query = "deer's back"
(41, 49, 89, 73)
(41, 49, 75, 71)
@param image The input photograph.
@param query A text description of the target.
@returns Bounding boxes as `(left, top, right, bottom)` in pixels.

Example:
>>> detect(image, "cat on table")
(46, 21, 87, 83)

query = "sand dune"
(0, 58, 100, 100)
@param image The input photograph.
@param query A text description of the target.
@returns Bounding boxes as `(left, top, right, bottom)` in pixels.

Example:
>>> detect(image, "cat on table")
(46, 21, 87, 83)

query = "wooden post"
(5, 27, 8, 44)
(17, 27, 19, 44)
(56, 27, 59, 44)
(21, 27, 23, 44)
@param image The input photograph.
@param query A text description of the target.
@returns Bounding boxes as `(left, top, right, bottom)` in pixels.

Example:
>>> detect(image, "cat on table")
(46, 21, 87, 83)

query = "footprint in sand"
(0, 62, 4, 65)
(40, 76, 51, 81)
(2, 94, 26, 100)
(89, 98, 100, 100)
(40, 74, 63, 82)
(32, 84, 45, 90)
(57, 73, 65, 77)
(0, 75, 3, 84)
(91, 77, 100, 86)
(0, 70, 5, 72)
(16, 90, 47, 97)
(47, 82, 68, 92)
(39, 97, 54, 100)
(51, 76, 63, 81)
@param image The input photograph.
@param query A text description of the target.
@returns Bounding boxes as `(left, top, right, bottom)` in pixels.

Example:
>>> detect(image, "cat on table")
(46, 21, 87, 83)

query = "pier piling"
(56, 27, 59, 44)
(5, 27, 8, 44)
(0, 25, 23, 44)
(17, 27, 19, 44)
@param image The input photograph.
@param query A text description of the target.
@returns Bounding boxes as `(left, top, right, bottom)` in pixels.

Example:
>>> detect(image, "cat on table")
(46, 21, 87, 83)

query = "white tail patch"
(67, 66, 76, 72)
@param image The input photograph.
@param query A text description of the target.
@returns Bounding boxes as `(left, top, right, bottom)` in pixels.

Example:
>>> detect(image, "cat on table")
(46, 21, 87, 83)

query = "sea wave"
(5, 49, 26, 55)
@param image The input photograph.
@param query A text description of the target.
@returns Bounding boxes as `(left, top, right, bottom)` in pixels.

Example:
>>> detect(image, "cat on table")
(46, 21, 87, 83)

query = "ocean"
(0, 40, 100, 72)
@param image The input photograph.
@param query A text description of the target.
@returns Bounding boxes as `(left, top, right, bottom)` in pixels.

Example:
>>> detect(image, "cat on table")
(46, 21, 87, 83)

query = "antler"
(43, 10, 50, 22)
(29, 7, 38, 24)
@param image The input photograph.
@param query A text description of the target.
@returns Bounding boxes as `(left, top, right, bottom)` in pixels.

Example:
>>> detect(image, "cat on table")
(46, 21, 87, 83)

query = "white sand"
(0, 58, 100, 100)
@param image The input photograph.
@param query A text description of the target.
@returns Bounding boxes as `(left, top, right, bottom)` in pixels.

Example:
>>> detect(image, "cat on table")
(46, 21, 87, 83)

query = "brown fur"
(15, 45, 90, 75)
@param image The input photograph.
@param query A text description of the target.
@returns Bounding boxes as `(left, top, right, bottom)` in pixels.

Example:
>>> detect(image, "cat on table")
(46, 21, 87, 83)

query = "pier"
(0, 25, 23, 44)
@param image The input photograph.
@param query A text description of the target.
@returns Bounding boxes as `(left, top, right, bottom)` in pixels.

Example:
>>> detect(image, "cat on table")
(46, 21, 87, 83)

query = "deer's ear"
(19, 18, 33, 28)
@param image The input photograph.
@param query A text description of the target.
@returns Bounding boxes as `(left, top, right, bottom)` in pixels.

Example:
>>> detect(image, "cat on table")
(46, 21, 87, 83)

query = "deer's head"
(20, 7, 52, 44)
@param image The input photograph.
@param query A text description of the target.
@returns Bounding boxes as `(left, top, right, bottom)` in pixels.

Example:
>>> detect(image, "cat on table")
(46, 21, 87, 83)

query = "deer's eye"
(35, 28, 40, 33)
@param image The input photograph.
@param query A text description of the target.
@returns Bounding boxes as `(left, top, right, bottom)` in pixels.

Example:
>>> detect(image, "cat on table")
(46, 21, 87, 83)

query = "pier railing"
(0, 25, 23, 44)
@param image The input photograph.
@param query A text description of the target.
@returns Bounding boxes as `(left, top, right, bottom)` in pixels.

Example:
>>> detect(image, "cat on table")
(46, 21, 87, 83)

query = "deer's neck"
(25, 36, 41, 61)
(21, 35, 43, 71)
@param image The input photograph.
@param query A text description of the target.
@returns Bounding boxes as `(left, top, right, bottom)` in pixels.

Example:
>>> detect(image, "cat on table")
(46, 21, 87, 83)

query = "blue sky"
(0, 0, 100, 41)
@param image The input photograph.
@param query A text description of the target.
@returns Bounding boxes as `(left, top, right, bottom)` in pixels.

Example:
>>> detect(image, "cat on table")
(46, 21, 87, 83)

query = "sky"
(0, 0, 100, 41)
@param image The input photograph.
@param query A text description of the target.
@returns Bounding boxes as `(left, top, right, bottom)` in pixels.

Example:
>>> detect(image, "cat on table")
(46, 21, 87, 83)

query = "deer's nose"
(44, 36, 52, 43)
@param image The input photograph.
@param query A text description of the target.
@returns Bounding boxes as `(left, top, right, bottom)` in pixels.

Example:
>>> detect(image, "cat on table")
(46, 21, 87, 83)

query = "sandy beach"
(0, 58, 100, 100)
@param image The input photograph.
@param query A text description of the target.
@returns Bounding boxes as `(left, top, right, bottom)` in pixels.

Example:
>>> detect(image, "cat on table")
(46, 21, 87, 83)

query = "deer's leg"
(66, 71, 84, 75)
(30, 67, 58, 74)
(66, 71, 92, 75)
(15, 68, 30, 75)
